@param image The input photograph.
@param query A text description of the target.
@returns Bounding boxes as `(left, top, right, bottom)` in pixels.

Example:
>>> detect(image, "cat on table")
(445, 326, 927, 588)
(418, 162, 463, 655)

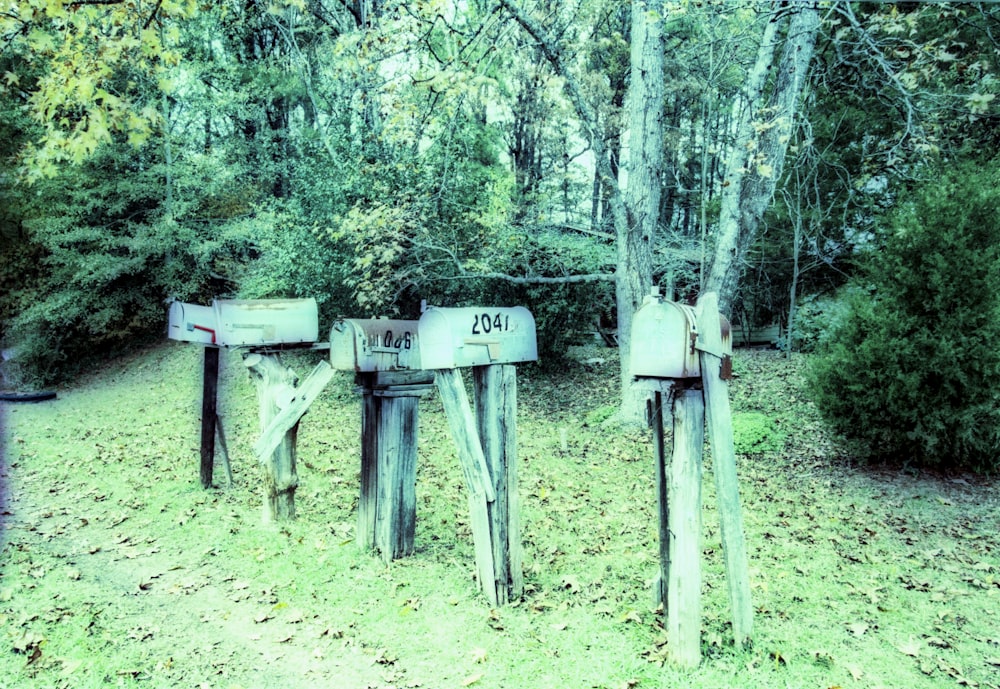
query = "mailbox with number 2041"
(418, 307, 537, 369)
(329, 319, 420, 372)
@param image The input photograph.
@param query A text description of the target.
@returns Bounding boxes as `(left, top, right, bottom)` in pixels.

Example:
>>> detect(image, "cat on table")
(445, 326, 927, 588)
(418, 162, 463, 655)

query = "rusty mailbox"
(630, 292, 731, 379)
(329, 319, 421, 372)
(168, 298, 319, 347)
(417, 306, 538, 369)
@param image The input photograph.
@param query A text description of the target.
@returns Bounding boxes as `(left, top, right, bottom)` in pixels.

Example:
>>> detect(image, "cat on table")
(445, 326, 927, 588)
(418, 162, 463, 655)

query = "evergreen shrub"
(808, 163, 1000, 473)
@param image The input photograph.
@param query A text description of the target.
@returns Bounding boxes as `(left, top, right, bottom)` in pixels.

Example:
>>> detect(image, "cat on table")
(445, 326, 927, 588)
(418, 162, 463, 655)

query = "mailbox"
(630, 294, 732, 379)
(329, 319, 421, 372)
(418, 306, 537, 369)
(168, 298, 318, 347)
(168, 301, 218, 345)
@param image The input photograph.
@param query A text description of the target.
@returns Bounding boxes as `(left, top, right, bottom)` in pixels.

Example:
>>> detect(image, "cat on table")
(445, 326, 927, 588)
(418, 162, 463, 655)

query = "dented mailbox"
(418, 306, 538, 369)
(630, 293, 732, 379)
(168, 298, 319, 348)
(329, 319, 421, 372)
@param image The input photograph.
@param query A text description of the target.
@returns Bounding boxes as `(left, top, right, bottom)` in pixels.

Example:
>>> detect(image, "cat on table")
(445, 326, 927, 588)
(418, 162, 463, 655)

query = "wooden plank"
(199, 346, 220, 489)
(435, 368, 497, 604)
(253, 360, 334, 462)
(696, 292, 754, 648)
(473, 364, 524, 605)
(434, 369, 496, 502)
(373, 392, 419, 561)
(667, 386, 704, 668)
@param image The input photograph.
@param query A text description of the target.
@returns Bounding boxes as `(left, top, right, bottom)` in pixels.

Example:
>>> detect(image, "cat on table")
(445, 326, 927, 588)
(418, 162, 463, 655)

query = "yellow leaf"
(756, 163, 773, 179)
(462, 673, 483, 687)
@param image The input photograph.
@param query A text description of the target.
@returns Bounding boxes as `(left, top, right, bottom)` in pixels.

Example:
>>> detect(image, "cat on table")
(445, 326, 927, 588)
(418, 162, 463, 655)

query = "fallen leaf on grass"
(462, 673, 483, 686)
(986, 658, 1000, 668)
(470, 647, 488, 664)
(897, 637, 922, 657)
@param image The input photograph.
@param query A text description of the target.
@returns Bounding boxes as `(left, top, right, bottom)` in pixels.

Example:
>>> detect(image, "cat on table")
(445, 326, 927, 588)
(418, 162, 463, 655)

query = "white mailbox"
(168, 298, 319, 347)
(630, 294, 731, 379)
(330, 319, 421, 372)
(418, 306, 537, 369)
(168, 301, 218, 345)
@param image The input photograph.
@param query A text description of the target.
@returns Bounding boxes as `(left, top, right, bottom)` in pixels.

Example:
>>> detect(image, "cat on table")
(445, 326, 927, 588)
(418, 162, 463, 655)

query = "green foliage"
(809, 162, 1000, 472)
(731, 412, 786, 456)
(1, 143, 262, 388)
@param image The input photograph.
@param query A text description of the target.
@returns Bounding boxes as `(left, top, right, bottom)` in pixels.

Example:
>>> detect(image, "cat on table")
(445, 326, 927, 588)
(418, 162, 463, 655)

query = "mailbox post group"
(630, 289, 753, 668)
(329, 307, 536, 607)
(168, 298, 333, 522)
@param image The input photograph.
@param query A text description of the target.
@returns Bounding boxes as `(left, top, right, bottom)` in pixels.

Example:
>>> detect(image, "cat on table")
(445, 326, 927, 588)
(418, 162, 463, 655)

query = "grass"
(1, 342, 998, 689)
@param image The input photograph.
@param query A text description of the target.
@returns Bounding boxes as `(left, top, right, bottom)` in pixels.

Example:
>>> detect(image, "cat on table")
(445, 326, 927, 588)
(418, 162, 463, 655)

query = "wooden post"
(243, 352, 299, 523)
(665, 386, 704, 669)
(356, 372, 431, 562)
(473, 364, 524, 605)
(215, 414, 234, 488)
(199, 346, 220, 489)
(696, 292, 753, 648)
(435, 367, 498, 606)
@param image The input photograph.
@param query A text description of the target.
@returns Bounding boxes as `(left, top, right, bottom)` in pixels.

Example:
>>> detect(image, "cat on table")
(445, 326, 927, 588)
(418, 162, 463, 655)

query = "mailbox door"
(213, 298, 318, 347)
(167, 301, 218, 345)
(418, 306, 538, 369)
(330, 319, 420, 372)
(629, 300, 700, 379)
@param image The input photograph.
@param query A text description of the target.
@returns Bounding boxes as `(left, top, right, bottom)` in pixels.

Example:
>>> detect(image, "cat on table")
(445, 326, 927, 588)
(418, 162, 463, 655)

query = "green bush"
(808, 162, 1000, 473)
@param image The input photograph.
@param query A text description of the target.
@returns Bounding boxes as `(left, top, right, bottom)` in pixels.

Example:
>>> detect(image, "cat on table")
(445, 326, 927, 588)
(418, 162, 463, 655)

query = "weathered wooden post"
(420, 306, 536, 606)
(630, 288, 751, 668)
(474, 363, 524, 604)
(199, 346, 220, 489)
(330, 320, 430, 562)
(356, 371, 434, 560)
(244, 352, 301, 522)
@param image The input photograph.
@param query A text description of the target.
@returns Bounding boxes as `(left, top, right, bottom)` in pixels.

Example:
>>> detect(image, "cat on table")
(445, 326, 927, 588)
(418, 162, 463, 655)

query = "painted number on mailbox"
(370, 329, 414, 351)
(471, 312, 511, 336)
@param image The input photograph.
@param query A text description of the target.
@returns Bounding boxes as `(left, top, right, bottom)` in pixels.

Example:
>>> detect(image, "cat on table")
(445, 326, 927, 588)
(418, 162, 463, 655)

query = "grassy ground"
(1, 342, 998, 689)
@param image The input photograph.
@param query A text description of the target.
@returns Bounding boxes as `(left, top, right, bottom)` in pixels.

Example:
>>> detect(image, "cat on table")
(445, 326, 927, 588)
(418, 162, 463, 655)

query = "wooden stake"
(199, 346, 220, 489)
(666, 386, 704, 669)
(473, 364, 524, 605)
(651, 385, 670, 607)
(696, 292, 753, 648)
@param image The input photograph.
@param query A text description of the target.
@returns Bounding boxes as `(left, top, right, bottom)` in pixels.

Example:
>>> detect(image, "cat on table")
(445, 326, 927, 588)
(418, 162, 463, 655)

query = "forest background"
(1, 0, 999, 419)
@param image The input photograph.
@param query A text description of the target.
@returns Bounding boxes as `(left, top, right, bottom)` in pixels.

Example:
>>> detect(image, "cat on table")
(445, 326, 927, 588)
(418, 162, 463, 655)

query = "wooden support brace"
(434, 367, 498, 604)
(253, 360, 334, 462)
(696, 292, 754, 648)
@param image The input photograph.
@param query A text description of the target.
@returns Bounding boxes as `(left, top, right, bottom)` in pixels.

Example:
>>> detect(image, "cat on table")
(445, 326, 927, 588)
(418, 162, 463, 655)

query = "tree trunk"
(704, 4, 820, 315)
(617, 0, 664, 422)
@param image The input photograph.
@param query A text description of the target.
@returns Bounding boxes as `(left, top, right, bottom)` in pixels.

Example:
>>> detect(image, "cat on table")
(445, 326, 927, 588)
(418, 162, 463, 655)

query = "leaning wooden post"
(695, 292, 753, 648)
(244, 352, 300, 523)
(435, 367, 499, 606)
(650, 384, 671, 606)
(664, 385, 705, 668)
(473, 363, 524, 605)
(199, 346, 221, 489)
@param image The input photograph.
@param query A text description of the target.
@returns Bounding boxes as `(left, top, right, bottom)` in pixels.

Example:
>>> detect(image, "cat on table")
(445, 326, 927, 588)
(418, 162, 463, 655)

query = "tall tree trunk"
(704, 3, 820, 315)
(618, 0, 664, 420)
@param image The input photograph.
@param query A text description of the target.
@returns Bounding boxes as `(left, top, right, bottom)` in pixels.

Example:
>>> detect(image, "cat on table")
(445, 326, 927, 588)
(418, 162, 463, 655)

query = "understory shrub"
(808, 162, 1000, 473)
(731, 412, 787, 456)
